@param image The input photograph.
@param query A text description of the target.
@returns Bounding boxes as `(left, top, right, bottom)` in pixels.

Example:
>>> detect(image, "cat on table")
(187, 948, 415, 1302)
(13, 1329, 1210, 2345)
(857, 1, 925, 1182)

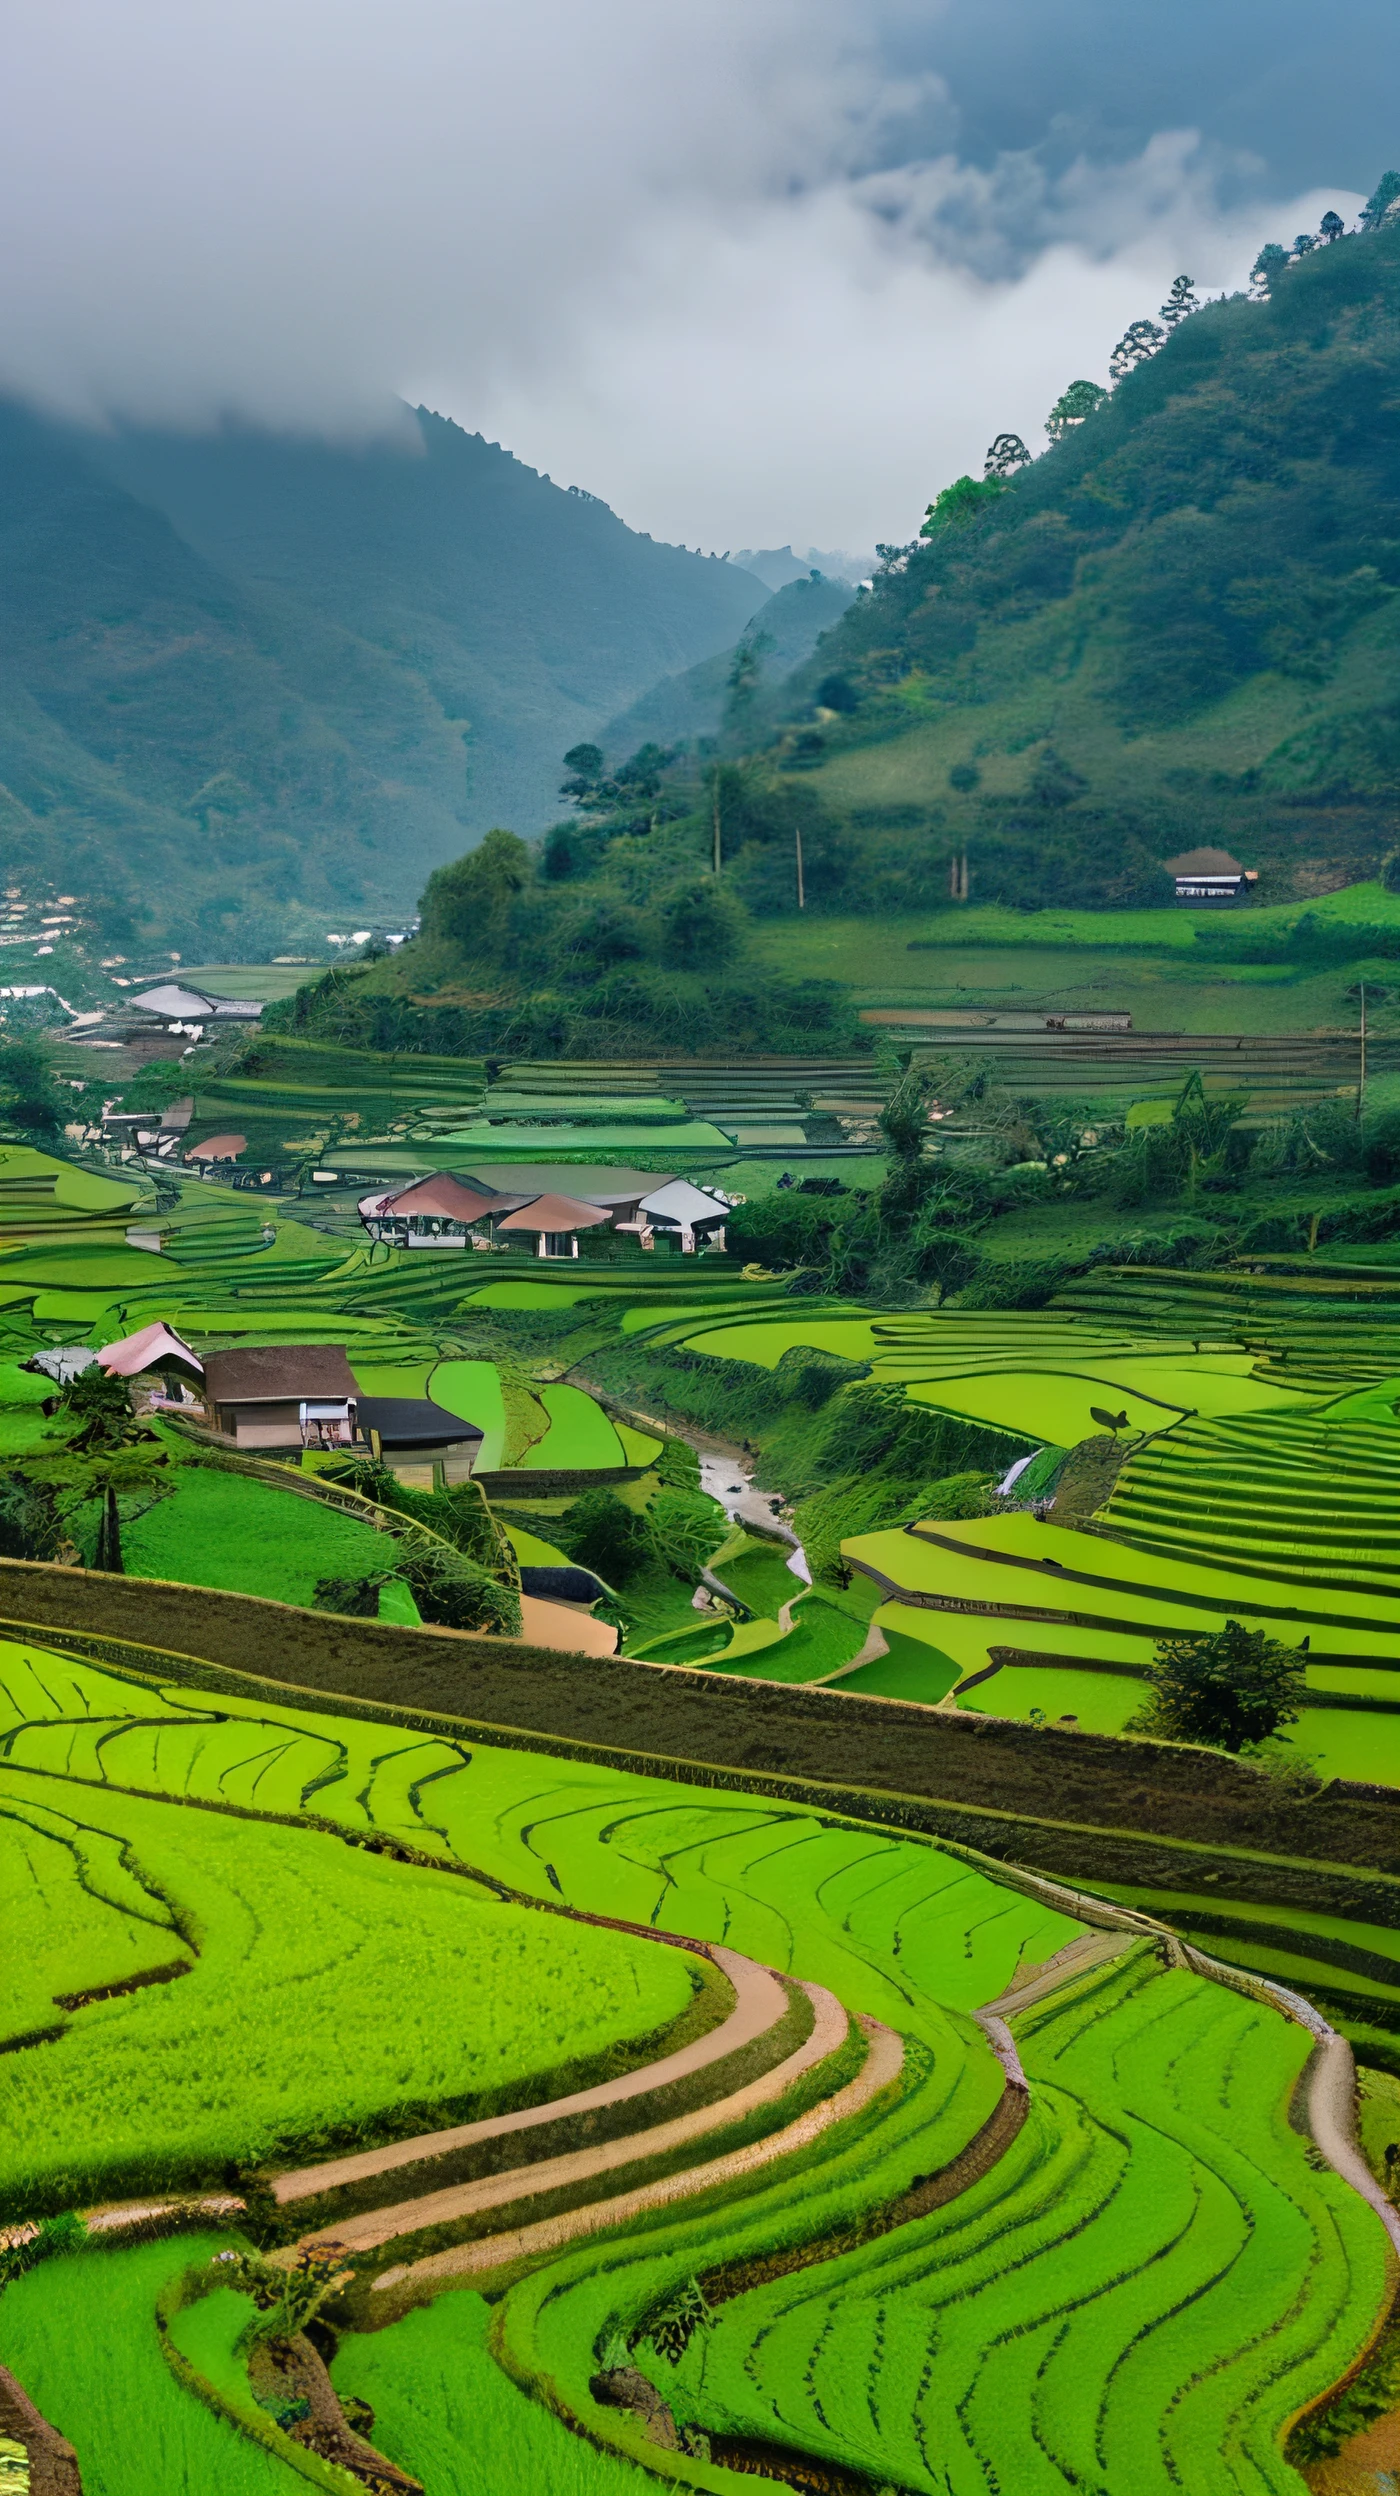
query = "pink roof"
(185, 1133, 246, 1161)
(496, 1192, 611, 1233)
(99, 1321, 204, 1378)
(381, 1175, 501, 1223)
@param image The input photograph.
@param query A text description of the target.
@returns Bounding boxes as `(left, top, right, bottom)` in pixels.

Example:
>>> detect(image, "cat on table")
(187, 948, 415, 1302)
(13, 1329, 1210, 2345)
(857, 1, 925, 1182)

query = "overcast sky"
(3, 2, 1392, 551)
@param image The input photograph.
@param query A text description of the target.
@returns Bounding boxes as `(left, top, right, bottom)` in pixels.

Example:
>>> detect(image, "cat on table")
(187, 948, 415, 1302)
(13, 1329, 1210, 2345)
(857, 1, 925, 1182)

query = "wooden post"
(712, 781, 721, 876)
(795, 826, 805, 909)
(1357, 979, 1368, 1120)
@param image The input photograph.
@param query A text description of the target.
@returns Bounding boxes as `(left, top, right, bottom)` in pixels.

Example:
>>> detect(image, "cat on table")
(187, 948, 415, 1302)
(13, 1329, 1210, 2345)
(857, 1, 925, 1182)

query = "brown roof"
(185, 1132, 247, 1161)
(496, 1191, 611, 1232)
(382, 1175, 501, 1223)
(1161, 846, 1246, 877)
(457, 1165, 667, 1207)
(204, 1344, 359, 1404)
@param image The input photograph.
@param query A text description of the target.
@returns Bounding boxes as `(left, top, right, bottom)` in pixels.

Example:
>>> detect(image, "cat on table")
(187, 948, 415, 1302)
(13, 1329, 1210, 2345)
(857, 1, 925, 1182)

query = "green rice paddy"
(0, 1685, 699, 2212)
(958, 1661, 1147, 1734)
(425, 1358, 507, 1467)
(331, 2295, 660, 2496)
(9, 1107, 1400, 2491)
(638, 1948, 1384, 2496)
(0, 2236, 303, 2496)
(0, 1627, 1391, 2491)
(520, 1381, 624, 1469)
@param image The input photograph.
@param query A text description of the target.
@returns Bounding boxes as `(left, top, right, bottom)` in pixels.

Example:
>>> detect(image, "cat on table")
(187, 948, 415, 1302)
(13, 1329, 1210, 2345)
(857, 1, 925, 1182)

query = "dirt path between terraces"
(298, 1976, 851, 2262)
(272, 1944, 785, 2208)
(369, 2011, 904, 2293)
(1301, 2017, 1400, 2261)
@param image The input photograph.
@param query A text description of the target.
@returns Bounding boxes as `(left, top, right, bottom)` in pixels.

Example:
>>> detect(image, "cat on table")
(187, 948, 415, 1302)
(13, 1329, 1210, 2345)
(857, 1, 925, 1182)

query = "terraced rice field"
(519, 1382, 625, 1469)
(9, 1108, 1400, 2489)
(635, 1948, 1383, 2496)
(0, 1625, 1390, 2490)
(1100, 1390, 1400, 1594)
(331, 2295, 657, 2496)
(0, 2233, 305, 2496)
(0, 1668, 701, 2212)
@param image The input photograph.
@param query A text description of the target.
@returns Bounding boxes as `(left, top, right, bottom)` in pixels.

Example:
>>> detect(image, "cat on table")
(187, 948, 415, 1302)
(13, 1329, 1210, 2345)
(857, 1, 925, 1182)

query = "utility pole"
(712, 780, 721, 877)
(795, 826, 805, 910)
(1357, 978, 1368, 1121)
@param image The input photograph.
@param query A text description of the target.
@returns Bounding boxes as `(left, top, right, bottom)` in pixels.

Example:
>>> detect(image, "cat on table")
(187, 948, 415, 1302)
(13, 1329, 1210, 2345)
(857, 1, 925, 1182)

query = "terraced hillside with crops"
(0, 1636, 1393, 2496)
(9, 1043, 1400, 2493)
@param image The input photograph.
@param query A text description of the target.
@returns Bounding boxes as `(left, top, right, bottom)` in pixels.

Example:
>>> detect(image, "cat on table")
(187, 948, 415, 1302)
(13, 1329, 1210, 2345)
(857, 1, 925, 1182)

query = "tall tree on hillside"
(1159, 275, 1198, 328)
(920, 476, 1003, 536)
(19, 1374, 173, 1575)
(559, 743, 604, 803)
(1108, 319, 1166, 382)
(725, 630, 776, 729)
(1361, 172, 1400, 231)
(1319, 210, 1346, 245)
(0, 1039, 63, 1139)
(1045, 380, 1109, 441)
(655, 876, 746, 970)
(1249, 243, 1289, 298)
(983, 432, 1031, 480)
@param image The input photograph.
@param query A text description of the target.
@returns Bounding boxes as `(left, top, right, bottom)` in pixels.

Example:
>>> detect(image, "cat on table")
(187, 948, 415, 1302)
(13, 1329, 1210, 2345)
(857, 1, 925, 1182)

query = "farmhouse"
(355, 1394, 483, 1483)
(203, 1344, 359, 1451)
(1161, 846, 1258, 904)
(359, 1174, 524, 1247)
(458, 1164, 672, 1224)
(636, 1178, 730, 1252)
(495, 1191, 611, 1259)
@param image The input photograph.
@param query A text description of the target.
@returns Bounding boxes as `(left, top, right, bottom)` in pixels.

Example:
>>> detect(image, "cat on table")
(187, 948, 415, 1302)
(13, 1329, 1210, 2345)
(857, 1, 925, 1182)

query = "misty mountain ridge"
(0, 400, 762, 954)
(728, 543, 870, 592)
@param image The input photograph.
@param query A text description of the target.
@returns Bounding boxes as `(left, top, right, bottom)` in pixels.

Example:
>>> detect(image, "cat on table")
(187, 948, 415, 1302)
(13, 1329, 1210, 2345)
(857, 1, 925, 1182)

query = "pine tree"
(1045, 380, 1109, 441)
(983, 431, 1031, 480)
(1159, 274, 1198, 328)
(1108, 319, 1166, 382)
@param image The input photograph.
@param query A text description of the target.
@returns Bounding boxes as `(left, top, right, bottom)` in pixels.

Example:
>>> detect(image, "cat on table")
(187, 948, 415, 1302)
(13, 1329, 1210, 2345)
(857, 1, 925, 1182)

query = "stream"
(699, 1451, 811, 1586)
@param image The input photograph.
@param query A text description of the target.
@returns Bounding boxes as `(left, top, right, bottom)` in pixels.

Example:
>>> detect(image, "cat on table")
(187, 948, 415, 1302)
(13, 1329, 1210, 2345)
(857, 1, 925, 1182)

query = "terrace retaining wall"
(3, 1559, 1400, 1887)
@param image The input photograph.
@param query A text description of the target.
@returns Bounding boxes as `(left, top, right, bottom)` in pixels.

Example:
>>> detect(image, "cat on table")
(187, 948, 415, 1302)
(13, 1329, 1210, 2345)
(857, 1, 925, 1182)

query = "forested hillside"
(599, 568, 854, 758)
(0, 403, 759, 953)
(752, 207, 1400, 913)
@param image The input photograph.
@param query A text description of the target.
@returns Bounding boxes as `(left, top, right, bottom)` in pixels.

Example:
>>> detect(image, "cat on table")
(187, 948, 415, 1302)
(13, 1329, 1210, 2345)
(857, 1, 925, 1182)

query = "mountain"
(729, 543, 870, 592)
(600, 570, 855, 757)
(0, 402, 760, 952)
(750, 215, 1400, 913)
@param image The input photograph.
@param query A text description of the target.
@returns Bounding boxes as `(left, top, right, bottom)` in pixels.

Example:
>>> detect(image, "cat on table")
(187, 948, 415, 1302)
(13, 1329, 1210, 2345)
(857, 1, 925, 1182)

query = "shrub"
(646, 1488, 727, 1580)
(312, 1574, 385, 1619)
(0, 1468, 61, 1561)
(556, 1490, 652, 1586)
(400, 1544, 523, 1637)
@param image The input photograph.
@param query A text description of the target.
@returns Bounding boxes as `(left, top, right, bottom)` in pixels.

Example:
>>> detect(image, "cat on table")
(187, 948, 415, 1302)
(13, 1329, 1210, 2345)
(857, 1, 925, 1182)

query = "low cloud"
(0, 0, 1372, 546)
